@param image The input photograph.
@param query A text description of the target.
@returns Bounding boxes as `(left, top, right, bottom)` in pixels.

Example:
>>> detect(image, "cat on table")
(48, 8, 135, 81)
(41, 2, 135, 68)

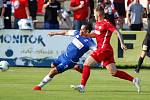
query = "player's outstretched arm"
(80, 31, 96, 38)
(114, 30, 127, 51)
(48, 30, 68, 36)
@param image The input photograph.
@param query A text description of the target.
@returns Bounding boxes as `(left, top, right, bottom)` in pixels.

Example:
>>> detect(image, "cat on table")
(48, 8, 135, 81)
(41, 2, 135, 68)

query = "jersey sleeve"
(67, 30, 79, 36)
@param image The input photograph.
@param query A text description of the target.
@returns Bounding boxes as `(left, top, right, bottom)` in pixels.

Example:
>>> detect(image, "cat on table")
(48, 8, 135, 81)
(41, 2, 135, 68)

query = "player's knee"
(51, 63, 56, 68)
(74, 65, 83, 73)
(49, 67, 58, 77)
(109, 70, 117, 76)
(74, 65, 79, 70)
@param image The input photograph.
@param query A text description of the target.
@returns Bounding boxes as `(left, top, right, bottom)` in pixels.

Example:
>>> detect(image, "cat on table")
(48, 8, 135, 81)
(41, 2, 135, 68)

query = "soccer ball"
(0, 61, 9, 72)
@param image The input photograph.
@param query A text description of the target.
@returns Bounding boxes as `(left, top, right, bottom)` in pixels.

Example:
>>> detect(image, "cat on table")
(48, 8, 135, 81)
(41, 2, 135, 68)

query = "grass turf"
(0, 67, 150, 100)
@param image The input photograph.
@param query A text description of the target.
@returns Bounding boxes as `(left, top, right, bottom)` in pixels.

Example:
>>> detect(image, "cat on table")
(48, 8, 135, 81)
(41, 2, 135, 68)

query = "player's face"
(80, 25, 87, 34)
(94, 8, 104, 21)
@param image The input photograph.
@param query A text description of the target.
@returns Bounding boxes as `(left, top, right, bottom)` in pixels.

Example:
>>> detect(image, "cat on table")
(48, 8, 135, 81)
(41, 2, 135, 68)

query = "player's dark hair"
(84, 23, 93, 33)
(95, 5, 105, 16)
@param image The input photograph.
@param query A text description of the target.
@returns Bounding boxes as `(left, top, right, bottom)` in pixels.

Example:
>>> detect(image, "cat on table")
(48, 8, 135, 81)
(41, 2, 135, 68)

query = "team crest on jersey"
(99, 26, 102, 29)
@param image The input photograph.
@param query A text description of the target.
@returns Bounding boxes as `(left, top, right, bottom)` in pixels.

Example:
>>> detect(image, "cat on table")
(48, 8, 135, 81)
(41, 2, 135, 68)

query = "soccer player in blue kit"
(33, 24, 96, 90)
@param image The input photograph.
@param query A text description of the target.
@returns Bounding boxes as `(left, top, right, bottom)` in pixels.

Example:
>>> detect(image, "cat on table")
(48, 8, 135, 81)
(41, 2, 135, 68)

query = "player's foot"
(33, 86, 41, 91)
(70, 84, 85, 93)
(133, 78, 141, 93)
(134, 66, 140, 73)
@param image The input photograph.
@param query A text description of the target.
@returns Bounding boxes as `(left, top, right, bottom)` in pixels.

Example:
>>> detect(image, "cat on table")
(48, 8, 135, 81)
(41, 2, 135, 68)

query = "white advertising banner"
(0, 29, 77, 67)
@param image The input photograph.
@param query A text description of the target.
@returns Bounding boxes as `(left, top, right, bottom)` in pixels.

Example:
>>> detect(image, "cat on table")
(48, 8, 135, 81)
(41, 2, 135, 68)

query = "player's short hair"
(95, 5, 105, 16)
(83, 23, 93, 33)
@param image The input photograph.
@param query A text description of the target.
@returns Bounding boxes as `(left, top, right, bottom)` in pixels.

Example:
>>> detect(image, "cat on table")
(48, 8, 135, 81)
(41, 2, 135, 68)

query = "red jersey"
(12, 0, 29, 19)
(70, 0, 89, 20)
(94, 19, 116, 49)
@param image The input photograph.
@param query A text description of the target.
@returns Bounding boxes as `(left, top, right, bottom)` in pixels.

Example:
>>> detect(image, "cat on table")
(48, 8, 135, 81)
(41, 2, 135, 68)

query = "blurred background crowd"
(0, 0, 148, 31)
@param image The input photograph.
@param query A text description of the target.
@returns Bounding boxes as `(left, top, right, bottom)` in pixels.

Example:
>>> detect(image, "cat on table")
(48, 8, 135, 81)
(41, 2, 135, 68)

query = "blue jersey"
(53, 30, 96, 73)
(64, 30, 96, 62)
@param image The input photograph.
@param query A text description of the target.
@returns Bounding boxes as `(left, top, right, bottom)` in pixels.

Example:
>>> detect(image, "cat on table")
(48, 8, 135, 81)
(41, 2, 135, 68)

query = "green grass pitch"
(0, 67, 150, 100)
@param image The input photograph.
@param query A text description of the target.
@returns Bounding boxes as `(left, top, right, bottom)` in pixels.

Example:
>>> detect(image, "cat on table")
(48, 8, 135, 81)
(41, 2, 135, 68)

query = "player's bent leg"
(106, 63, 117, 75)
(72, 56, 97, 93)
(106, 63, 134, 81)
(106, 63, 141, 93)
(73, 64, 83, 73)
(33, 67, 58, 91)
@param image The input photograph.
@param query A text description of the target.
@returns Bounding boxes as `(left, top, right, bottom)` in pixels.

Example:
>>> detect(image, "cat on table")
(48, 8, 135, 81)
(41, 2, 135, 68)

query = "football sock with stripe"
(38, 75, 53, 87)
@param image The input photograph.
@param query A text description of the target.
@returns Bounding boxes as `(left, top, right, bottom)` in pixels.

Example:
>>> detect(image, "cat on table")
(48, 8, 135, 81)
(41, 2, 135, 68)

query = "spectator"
(96, 0, 104, 5)
(0, 0, 3, 14)
(12, 0, 30, 29)
(147, 0, 150, 27)
(127, 0, 134, 6)
(0, 0, 4, 29)
(113, 0, 126, 29)
(69, 0, 90, 30)
(28, 0, 37, 21)
(1, 0, 12, 29)
(89, 0, 94, 19)
(58, 8, 73, 29)
(43, 0, 61, 29)
(28, 0, 38, 28)
(57, 0, 73, 29)
(127, 0, 144, 31)
(103, 0, 120, 28)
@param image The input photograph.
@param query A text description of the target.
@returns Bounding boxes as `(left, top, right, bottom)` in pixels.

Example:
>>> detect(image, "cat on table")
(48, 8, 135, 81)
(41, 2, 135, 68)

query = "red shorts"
(91, 46, 115, 67)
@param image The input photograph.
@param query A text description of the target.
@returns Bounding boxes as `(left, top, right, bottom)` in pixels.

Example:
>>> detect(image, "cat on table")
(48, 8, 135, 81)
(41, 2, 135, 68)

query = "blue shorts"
(52, 54, 76, 73)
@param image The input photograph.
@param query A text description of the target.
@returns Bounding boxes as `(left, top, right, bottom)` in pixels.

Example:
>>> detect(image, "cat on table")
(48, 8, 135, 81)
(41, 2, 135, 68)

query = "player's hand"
(128, 22, 131, 27)
(121, 43, 127, 51)
(48, 32, 55, 36)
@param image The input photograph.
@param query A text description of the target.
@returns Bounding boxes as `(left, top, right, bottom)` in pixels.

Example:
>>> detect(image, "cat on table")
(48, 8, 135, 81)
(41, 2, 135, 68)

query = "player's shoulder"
(103, 19, 111, 24)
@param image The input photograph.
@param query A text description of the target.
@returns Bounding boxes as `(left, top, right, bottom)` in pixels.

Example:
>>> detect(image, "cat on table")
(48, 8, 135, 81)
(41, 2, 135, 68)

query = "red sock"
(113, 70, 133, 82)
(81, 65, 90, 86)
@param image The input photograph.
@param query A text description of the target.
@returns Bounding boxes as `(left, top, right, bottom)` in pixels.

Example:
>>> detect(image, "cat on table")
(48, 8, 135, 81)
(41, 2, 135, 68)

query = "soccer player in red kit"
(71, 6, 141, 93)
